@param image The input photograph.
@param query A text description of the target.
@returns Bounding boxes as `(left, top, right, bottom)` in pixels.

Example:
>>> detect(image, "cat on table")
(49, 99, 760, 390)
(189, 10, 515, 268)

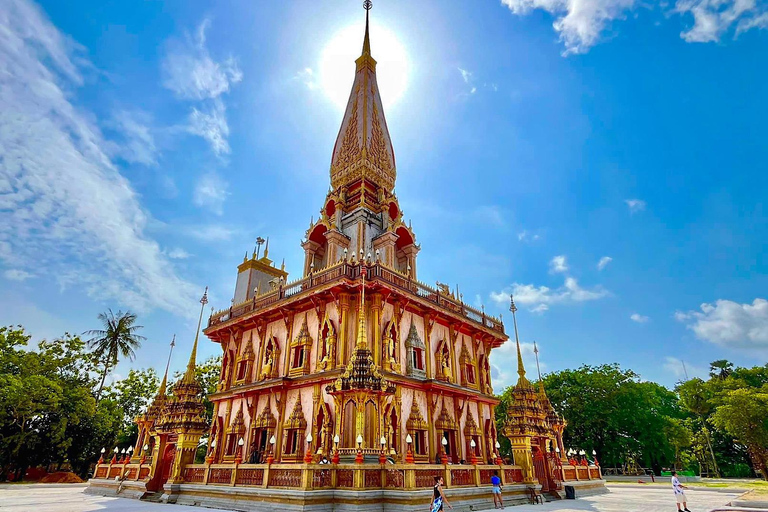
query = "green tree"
(84, 310, 146, 401)
(538, 364, 681, 474)
(710, 386, 768, 480)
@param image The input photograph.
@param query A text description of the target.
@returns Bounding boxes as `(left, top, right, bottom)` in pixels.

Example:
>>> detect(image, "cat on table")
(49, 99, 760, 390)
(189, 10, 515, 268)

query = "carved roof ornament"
(406, 400, 428, 430)
(229, 404, 246, 434)
(404, 320, 424, 349)
(292, 315, 312, 348)
(435, 397, 458, 430)
(284, 395, 307, 429)
(463, 409, 479, 436)
(254, 398, 277, 428)
(329, 0, 396, 193)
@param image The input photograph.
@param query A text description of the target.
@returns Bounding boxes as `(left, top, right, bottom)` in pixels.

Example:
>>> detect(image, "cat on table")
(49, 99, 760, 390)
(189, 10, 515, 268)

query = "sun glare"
(319, 23, 409, 110)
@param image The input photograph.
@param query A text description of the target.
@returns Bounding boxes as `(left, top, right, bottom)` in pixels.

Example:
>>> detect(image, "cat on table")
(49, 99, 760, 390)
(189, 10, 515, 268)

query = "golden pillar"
(371, 293, 383, 365)
(338, 293, 351, 366)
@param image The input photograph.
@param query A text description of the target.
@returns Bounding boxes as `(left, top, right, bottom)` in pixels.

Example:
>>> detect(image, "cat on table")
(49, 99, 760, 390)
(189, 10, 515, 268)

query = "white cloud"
(491, 276, 608, 312)
(193, 171, 229, 215)
(490, 340, 543, 390)
(188, 99, 230, 155)
(597, 256, 613, 270)
(162, 19, 241, 156)
(295, 67, 319, 90)
(106, 110, 158, 166)
(162, 19, 242, 101)
(500, 0, 768, 54)
(167, 248, 191, 260)
(3, 269, 34, 281)
(0, 0, 198, 315)
(501, 0, 637, 55)
(518, 230, 541, 242)
(625, 198, 646, 213)
(675, 298, 768, 350)
(630, 313, 649, 323)
(677, 0, 768, 42)
(550, 255, 569, 274)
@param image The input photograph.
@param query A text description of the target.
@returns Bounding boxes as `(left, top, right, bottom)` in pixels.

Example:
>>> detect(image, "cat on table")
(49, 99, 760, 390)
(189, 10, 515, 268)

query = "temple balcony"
(206, 260, 505, 342)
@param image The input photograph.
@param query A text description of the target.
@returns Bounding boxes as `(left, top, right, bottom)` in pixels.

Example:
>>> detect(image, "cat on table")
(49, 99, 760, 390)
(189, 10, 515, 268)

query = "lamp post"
(235, 437, 244, 464)
(469, 439, 478, 465)
(120, 448, 127, 464)
(494, 440, 503, 465)
(304, 433, 314, 463)
(128, 446, 134, 462)
(379, 436, 388, 464)
(142, 444, 149, 465)
(111, 447, 118, 465)
(98, 447, 105, 465)
(440, 435, 448, 465)
(592, 449, 599, 466)
(405, 434, 414, 464)
(266, 436, 276, 465)
(355, 434, 364, 464)
(332, 435, 340, 464)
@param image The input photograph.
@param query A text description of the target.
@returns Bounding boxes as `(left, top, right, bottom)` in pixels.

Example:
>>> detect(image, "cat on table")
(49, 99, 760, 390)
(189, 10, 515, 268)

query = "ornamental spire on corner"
(330, 0, 396, 193)
(182, 287, 208, 385)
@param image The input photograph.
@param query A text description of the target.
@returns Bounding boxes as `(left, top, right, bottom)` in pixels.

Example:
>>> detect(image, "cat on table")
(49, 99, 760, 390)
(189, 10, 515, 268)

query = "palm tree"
(84, 309, 146, 401)
(709, 359, 734, 380)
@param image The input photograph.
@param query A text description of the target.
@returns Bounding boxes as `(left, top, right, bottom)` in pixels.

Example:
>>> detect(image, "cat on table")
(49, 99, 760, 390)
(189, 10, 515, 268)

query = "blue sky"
(1, 0, 766, 390)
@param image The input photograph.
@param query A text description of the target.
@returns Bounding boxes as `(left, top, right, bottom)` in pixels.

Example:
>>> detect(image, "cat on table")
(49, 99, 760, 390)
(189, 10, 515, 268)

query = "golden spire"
(157, 334, 175, 397)
(330, 0, 395, 193)
(356, 266, 367, 348)
(362, 0, 372, 56)
(182, 287, 208, 384)
(510, 295, 531, 386)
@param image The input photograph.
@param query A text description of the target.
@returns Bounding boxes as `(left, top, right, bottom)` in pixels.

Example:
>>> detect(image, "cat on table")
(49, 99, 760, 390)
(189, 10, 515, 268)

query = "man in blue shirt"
(491, 470, 503, 509)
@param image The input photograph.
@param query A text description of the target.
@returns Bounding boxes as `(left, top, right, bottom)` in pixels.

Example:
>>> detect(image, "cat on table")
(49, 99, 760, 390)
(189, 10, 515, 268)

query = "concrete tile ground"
(0, 483, 744, 512)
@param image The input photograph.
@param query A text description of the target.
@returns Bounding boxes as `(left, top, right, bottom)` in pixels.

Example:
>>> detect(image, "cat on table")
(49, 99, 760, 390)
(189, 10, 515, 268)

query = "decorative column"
(338, 293, 351, 366)
(371, 293, 383, 365)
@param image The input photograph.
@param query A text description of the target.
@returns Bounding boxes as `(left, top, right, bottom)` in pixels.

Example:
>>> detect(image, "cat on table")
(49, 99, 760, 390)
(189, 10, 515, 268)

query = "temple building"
(87, 4, 604, 509)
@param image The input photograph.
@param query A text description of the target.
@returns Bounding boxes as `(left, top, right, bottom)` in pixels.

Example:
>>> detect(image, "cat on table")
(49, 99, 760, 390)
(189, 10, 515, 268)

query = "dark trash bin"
(565, 485, 575, 499)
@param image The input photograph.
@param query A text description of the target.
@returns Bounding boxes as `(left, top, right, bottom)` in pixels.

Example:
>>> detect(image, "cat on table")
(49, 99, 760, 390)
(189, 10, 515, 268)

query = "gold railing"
(208, 261, 505, 335)
(93, 462, 525, 490)
(91, 460, 601, 488)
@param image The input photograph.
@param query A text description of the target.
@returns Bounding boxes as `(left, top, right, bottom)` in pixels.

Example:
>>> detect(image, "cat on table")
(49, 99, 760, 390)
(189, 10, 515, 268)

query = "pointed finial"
(362, 1, 372, 56)
(263, 237, 269, 259)
(183, 287, 208, 383)
(516, 335, 526, 380)
(281, 258, 285, 271)
(244, 251, 248, 263)
(158, 334, 175, 397)
(356, 263, 368, 348)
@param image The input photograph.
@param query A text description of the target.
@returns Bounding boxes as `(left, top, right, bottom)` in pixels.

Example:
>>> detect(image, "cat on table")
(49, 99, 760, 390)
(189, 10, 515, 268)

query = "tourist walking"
(491, 470, 504, 509)
(431, 476, 453, 512)
(671, 471, 691, 512)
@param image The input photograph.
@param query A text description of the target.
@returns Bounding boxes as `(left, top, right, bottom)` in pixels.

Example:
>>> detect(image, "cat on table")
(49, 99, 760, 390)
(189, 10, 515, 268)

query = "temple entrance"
(249, 428, 269, 463)
(160, 443, 176, 484)
(532, 447, 550, 492)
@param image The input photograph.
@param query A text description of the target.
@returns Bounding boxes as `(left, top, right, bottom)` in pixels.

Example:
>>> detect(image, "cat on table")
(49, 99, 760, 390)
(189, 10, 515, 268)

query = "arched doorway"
(160, 443, 176, 485)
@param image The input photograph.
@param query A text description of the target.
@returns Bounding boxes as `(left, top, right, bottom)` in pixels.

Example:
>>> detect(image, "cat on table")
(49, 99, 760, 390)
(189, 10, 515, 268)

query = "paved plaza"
(0, 483, 745, 512)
